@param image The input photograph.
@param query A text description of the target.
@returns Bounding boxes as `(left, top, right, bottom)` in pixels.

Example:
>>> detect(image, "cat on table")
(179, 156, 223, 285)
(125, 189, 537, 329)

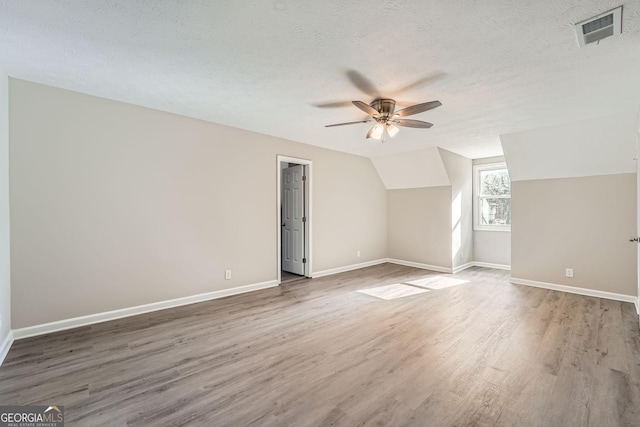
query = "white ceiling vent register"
(575, 6, 622, 47)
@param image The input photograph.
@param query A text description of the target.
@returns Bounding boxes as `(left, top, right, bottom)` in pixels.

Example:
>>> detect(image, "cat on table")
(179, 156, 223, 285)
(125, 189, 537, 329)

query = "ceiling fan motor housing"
(370, 99, 396, 117)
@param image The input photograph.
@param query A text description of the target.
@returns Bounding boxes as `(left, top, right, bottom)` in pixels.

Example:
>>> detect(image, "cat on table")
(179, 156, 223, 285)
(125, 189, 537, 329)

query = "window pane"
(480, 197, 511, 225)
(480, 169, 510, 196)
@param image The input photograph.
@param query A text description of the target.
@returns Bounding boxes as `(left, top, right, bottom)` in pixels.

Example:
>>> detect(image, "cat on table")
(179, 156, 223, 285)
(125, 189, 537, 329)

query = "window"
(473, 163, 511, 231)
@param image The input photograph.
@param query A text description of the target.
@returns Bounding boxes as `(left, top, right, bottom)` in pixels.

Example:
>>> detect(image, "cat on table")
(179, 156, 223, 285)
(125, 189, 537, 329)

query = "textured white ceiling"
(1, 1, 640, 159)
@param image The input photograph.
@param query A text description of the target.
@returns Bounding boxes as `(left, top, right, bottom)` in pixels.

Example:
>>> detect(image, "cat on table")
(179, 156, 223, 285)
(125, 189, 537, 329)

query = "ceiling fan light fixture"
(325, 97, 441, 143)
(370, 123, 385, 140)
(386, 124, 400, 137)
(365, 125, 376, 139)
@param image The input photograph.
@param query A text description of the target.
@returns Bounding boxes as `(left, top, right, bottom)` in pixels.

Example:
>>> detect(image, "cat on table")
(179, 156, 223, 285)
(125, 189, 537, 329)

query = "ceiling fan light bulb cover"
(371, 123, 384, 139)
(386, 124, 400, 137)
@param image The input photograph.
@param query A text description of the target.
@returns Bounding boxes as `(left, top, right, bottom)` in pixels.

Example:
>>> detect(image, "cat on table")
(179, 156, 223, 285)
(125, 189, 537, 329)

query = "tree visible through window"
(474, 163, 511, 230)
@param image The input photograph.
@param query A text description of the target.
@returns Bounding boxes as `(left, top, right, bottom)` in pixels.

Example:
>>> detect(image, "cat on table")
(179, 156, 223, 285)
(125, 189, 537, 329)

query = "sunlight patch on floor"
(406, 275, 470, 290)
(357, 283, 430, 300)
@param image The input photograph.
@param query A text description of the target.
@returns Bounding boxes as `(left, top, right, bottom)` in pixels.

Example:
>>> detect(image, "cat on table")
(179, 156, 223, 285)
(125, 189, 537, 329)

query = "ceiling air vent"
(575, 6, 622, 47)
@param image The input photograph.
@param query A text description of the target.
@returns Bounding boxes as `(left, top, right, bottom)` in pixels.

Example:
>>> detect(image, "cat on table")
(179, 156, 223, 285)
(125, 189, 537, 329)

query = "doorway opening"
(277, 155, 312, 284)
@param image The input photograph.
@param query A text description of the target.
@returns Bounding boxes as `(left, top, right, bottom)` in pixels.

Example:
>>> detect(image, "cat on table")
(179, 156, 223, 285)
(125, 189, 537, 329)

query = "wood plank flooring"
(1, 264, 639, 426)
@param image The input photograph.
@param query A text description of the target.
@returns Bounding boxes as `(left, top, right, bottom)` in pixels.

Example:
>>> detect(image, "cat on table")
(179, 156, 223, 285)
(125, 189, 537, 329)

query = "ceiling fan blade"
(325, 120, 371, 128)
(346, 70, 380, 98)
(394, 73, 446, 94)
(313, 100, 354, 108)
(394, 119, 434, 128)
(352, 101, 380, 116)
(395, 101, 442, 117)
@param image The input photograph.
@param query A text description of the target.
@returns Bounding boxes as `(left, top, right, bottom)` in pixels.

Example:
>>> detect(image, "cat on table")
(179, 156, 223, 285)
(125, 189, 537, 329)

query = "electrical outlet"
(356, 251, 361, 258)
(225, 269, 232, 280)
(565, 268, 573, 278)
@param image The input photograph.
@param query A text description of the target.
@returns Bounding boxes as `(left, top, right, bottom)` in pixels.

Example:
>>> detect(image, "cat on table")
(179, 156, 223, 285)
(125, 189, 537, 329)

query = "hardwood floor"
(1, 264, 639, 426)
(280, 270, 306, 284)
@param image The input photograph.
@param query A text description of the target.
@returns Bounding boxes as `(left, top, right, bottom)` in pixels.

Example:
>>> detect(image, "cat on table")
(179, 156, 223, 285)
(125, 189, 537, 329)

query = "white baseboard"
(0, 330, 14, 367)
(452, 262, 475, 273)
(387, 259, 512, 274)
(472, 262, 511, 271)
(635, 298, 639, 316)
(510, 277, 637, 304)
(12, 280, 279, 340)
(387, 259, 452, 274)
(311, 259, 387, 278)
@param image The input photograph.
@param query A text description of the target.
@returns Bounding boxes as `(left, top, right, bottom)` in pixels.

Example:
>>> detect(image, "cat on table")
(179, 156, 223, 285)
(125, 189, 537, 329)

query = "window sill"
(474, 226, 511, 232)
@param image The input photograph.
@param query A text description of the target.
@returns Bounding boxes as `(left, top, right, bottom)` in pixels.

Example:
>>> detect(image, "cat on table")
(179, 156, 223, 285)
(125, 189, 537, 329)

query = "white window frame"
(473, 162, 511, 232)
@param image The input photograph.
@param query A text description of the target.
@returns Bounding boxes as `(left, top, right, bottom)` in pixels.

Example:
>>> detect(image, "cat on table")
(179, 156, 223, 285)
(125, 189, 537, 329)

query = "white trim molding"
(0, 330, 14, 367)
(13, 280, 279, 340)
(388, 259, 512, 274)
(510, 277, 637, 304)
(312, 259, 388, 278)
(472, 262, 511, 271)
(473, 162, 511, 232)
(277, 155, 313, 283)
(452, 262, 475, 274)
(387, 259, 452, 274)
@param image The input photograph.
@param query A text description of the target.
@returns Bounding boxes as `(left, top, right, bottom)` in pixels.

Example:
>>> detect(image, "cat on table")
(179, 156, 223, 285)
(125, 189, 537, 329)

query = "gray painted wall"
(387, 186, 452, 269)
(9, 79, 388, 328)
(439, 148, 473, 268)
(511, 174, 636, 296)
(474, 231, 511, 266)
(0, 71, 11, 347)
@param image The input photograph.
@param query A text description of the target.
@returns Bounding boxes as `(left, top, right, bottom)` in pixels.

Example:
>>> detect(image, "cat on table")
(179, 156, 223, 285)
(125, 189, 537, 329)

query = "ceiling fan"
(325, 98, 442, 143)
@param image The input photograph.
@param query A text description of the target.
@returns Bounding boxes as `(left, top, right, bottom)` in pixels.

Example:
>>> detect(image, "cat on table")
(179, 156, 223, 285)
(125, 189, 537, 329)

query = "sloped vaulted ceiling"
(371, 147, 450, 190)
(501, 111, 637, 181)
(1, 1, 640, 159)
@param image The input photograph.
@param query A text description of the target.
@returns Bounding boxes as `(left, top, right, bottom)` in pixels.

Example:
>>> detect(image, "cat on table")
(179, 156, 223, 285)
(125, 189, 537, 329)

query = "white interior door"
(282, 164, 305, 275)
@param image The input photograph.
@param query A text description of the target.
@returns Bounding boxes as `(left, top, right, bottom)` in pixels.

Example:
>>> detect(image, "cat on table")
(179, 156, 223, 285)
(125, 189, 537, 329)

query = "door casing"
(281, 164, 305, 275)
(636, 108, 640, 315)
(277, 155, 312, 283)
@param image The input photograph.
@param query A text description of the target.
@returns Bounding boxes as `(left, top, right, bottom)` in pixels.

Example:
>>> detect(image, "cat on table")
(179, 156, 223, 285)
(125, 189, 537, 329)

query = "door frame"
(277, 155, 312, 283)
(636, 108, 640, 316)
